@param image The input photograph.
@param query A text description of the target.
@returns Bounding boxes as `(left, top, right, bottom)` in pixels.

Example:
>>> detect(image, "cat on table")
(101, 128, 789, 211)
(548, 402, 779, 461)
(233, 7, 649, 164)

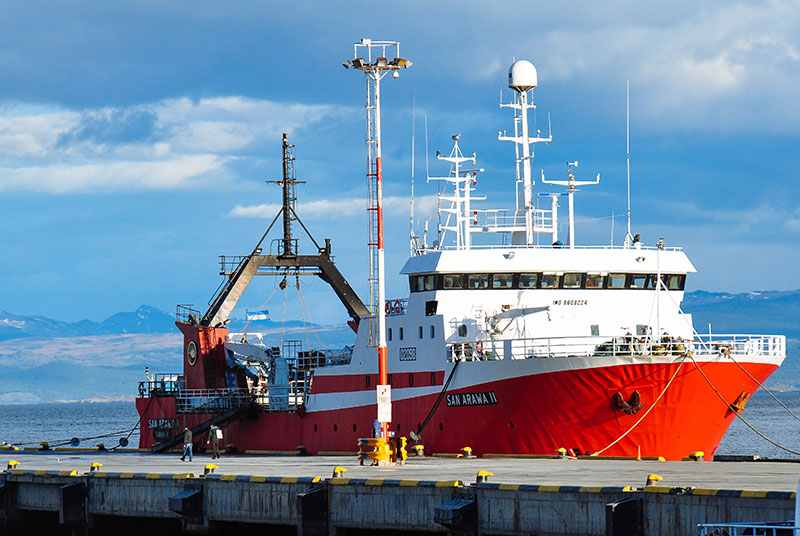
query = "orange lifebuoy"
(385, 301, 391, 314)
(393, 300, 402, 314)
(476, 341, 483, 354)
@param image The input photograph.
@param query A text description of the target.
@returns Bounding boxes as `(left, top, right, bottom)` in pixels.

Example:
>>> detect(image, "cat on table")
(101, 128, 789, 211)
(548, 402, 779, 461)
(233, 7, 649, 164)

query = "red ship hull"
(137, 358, 776, 460)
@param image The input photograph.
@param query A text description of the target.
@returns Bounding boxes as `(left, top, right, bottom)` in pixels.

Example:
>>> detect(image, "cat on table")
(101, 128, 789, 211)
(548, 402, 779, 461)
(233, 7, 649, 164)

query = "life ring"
(476, 341, 484, 354)
(385, 301, 391, 314)
(393, 300, 402, 314)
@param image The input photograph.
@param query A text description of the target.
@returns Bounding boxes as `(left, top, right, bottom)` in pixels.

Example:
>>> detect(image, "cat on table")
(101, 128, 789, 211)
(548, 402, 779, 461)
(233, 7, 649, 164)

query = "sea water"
(0, 391, 798, 457)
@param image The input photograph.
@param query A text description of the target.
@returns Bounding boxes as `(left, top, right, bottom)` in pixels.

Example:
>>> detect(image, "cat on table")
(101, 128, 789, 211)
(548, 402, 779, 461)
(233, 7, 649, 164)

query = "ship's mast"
(541, 161, 600, 249)
(499, 61, 552, 246)
(342, 39, 411, 441)
(428, 135, 483, 250)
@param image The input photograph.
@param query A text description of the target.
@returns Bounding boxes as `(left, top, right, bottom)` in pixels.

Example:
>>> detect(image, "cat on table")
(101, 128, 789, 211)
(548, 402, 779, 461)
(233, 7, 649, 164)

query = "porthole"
(508, 421, 515, 430)
(352, 424, 357, 432)
(314, 424, 318, 432)
(439, 422, 444, 431)
(187, 341, 198, 366)
(334, 424, 338, 432)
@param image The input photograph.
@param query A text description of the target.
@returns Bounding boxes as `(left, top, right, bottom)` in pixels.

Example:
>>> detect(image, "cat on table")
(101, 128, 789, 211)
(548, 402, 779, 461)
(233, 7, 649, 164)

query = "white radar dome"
(508, 60, 538, 92)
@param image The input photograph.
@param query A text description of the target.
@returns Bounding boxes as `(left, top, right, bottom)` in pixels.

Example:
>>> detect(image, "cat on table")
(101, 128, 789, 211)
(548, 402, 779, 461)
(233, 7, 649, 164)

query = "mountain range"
(0, 290, 797, 403)
(0, 305, 307, 341)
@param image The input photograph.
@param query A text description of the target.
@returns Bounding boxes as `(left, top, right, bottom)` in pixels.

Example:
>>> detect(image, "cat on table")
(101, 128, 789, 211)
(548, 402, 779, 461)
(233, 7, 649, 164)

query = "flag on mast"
(246, 309, 270, 321)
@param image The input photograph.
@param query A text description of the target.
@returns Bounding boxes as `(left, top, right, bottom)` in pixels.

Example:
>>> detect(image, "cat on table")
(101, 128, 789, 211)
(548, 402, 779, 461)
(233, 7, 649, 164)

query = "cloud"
(228, 195, 440, 220)
(0, 97, 347, 194)
(0, 155, 227, 194)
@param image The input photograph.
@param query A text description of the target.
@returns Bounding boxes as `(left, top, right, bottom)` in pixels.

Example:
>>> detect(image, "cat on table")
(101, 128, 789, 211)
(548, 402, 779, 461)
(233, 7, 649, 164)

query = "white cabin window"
(540, 274, 560, 288)
(467, 274, 490, 289)
(563, 273, 582, 288)
(492, 274, 513, 288)
(591, 325, 600, 336)
(443, 274, 464, 289)
(606, 273, 626, 288)
(586, 274, 603, 288)
(519, 273, 538, 288)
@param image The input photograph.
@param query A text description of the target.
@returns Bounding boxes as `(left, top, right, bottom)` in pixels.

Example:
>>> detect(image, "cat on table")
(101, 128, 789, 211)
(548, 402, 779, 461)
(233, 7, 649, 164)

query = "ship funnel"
(508, 60, 538, 92)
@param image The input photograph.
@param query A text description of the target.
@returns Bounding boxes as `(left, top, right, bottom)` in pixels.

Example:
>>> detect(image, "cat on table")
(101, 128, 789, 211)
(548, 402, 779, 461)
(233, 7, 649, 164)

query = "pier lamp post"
(343, 39, 412, 440)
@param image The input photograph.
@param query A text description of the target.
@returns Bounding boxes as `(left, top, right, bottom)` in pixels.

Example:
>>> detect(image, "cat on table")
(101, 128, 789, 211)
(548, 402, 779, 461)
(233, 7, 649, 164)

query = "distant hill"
(0, 305, 309, 341)
(682, 289, 800, 340)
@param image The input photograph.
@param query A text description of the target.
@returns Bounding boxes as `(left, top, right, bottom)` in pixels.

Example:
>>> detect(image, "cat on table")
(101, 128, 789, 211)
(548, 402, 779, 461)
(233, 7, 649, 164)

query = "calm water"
(0, 401, 140, 449)
(0, 392, 798, 457)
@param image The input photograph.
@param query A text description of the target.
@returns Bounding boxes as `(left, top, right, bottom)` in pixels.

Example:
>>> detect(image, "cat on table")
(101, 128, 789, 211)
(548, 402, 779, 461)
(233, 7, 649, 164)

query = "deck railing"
(697, 521, 794, 535)
(446, 334, 785, 362)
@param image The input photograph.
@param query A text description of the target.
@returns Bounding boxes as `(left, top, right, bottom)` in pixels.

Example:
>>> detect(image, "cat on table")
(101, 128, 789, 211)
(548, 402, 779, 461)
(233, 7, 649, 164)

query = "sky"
(1, 1, 799, 325)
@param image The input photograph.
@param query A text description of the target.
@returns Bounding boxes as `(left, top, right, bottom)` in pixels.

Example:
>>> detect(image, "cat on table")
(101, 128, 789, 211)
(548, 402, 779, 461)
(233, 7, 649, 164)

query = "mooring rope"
(725, 353, 800, 423)
(685, 352, 800, 457)
(590, 354, 687, 457)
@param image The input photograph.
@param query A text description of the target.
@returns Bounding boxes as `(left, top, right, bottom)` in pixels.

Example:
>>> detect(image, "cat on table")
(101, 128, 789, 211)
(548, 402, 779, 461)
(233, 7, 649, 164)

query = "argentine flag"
(247, 309, 270, 321)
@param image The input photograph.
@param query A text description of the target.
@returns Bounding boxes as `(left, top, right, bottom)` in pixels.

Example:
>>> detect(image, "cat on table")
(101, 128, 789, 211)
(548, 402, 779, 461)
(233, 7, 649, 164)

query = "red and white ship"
(137, 42, 785, 461)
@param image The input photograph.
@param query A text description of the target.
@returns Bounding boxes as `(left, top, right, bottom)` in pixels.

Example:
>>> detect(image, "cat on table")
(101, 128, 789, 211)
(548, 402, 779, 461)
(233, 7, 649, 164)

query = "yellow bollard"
(7, 460, 20, 471)
(476, 470, 493, 484)
(332, 466, 347, 478)
(204, 464, 219, 475)
(90, 462, 103, 472)
(645, 474, 663, 487)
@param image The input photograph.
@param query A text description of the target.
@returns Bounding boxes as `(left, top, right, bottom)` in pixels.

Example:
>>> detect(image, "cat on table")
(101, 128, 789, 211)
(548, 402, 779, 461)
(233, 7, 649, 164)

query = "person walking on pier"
(208, 425, 221, 459)
(180, 427, 193, 461)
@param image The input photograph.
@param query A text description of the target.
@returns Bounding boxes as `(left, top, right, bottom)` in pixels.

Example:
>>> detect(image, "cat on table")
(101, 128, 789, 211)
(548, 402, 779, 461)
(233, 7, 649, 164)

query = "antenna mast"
(624, 80, 633, 248)
(342, 39, 411, 443)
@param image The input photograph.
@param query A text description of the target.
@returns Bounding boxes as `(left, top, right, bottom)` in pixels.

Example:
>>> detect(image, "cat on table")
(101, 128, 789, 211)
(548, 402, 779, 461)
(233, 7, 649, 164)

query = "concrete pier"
(1, 452, 798, 535)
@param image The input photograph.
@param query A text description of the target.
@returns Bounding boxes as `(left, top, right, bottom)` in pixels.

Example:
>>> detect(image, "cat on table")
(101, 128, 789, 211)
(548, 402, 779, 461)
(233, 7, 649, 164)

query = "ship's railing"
(138, 374, 184, 397)
(175, 304, 201, 324)
(697, 521, 793, 535)
(431, 244, 684, 251)
(175, 388, 253, 413)
(446, 334, 786, 362)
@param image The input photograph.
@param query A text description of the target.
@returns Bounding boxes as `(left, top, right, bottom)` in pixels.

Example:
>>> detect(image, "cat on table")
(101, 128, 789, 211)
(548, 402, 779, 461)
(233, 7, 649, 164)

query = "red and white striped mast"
(343, 39, 411, 439)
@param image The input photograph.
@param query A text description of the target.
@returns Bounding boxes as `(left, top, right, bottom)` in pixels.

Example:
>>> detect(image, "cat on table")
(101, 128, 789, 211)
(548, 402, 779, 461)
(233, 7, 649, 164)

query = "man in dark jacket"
(180, 427, 193, 461)
(208, 425, 221, 459)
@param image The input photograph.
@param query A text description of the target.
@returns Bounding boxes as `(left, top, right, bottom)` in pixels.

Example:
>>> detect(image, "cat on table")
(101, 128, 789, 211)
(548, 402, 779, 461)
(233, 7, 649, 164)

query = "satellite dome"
(508, 60, 538, 92)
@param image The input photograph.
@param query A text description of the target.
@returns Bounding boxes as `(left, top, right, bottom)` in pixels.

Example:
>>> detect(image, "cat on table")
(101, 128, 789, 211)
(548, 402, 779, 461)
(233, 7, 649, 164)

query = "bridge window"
(492, 274, 513, 289)
(410, 274, 436, 292)
(467, 274, 490, 289)
(540, 274, 560, 288)
(663, 274, 686, 290)
(630, 274, 648, 289)
(443, 274, 464, 289)
(563, 273, 583, 288)
(458, 324, 467, 337)
(585, 274, 603, 288)
(606, 273, 626, 288)
(518, 273, 538, 288)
